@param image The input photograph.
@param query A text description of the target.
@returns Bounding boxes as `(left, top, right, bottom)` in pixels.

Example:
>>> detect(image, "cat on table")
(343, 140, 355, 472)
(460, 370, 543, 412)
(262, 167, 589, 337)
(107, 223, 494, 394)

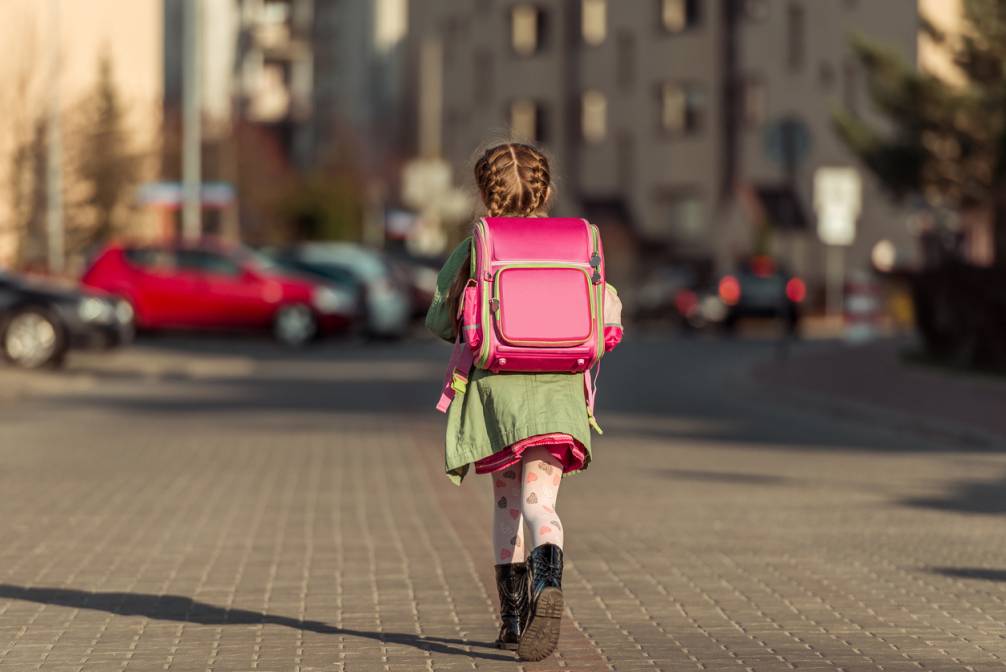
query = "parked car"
(1, 270, 133, 368)
(266, 243, 411, 338)
(81, 241, 357, 346)
(716, 256, 805, 335)
(634, 266, 700, 324)
(671, 284, 729, 333)
(386, 255, 439, 319)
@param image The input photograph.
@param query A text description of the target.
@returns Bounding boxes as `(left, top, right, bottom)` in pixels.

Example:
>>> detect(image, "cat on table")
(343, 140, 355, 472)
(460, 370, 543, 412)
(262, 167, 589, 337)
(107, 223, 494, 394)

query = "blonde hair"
(473, 142, 552, 217)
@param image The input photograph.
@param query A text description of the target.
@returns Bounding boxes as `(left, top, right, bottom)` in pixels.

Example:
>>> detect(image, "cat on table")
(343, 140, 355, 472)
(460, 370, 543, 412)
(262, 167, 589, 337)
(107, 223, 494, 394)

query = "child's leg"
(491, 467, 526, 563)
(520, 445, 564, 549)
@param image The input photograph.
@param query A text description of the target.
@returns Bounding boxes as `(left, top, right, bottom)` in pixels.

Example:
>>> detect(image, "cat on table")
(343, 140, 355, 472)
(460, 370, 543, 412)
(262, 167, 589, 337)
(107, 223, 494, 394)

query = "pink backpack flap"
(464, 217, 606, 374)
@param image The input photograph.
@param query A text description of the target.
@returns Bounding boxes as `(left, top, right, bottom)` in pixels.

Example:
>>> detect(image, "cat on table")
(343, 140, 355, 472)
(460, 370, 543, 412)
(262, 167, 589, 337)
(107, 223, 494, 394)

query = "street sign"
(813, 167, 861, 246)
(137, 181, 236, 208)
(402, 158, 452, 210)
(401, 157, 473, 255)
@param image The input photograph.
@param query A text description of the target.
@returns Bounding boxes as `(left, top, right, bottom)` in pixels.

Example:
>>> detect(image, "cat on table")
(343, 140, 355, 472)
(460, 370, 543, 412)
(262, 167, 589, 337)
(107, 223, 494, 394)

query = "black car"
(0, 270, 134, 368)
(718, 257, 805, 335)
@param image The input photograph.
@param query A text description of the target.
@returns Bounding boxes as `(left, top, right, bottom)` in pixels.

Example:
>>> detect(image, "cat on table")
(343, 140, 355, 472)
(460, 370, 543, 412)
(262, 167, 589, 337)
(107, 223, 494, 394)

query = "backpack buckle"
(489, 298, 500, 312)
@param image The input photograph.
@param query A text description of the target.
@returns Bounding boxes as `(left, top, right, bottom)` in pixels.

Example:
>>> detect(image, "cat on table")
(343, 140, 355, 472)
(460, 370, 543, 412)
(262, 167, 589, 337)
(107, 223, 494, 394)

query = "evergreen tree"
(834, 0, 1006, 266)
(77, 52, 138, 245)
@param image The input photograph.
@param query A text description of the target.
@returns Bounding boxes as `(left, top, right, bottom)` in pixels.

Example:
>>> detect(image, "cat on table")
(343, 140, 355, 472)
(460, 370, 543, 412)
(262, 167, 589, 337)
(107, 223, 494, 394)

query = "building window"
(786, 3, 805, 71)
(582, 0, 606, 46)
(617, 132, 635, 190)
(510, 99, 548, 143)
(262, 0, 292, 25)
(511, 5, 547, 56)
(660, 82, 705, 134)
(661, 0, 701, 33)
(660, 194, 705, 240)
(743, 0, 769, 21)
(474, 49, 493, 103)
(581, 90, 607, 143)
(616, 32, 636, 91)
(742, 77, 767, 127)
(818, 61, 836, 89)
(843, 58, 858, 113)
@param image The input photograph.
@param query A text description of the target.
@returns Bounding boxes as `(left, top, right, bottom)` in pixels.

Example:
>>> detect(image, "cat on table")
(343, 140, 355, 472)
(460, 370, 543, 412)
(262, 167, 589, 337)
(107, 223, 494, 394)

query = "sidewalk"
(753, 338, 1006, 446)
(3, 338, 1006, 671)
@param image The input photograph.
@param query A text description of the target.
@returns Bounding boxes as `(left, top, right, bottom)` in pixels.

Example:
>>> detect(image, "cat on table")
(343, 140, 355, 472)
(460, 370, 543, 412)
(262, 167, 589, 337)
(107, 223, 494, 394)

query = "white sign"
(402, 159, 452, 210)
(814, 167, 862, 246)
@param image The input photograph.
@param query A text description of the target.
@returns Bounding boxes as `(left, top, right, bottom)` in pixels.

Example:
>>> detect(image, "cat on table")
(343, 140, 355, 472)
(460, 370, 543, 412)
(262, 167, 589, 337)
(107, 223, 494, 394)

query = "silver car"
(272, 243, 412, 339)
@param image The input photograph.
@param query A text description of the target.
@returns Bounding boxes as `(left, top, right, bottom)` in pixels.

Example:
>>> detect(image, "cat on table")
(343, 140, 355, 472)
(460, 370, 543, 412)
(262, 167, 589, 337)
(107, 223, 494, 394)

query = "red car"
(82, 242, 357, 345)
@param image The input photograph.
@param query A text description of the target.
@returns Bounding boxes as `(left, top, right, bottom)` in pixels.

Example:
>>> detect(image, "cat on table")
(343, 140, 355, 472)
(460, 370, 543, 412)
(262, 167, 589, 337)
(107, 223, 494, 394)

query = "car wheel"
(2, 308, 66, 369)
(273, 304, 317, 347)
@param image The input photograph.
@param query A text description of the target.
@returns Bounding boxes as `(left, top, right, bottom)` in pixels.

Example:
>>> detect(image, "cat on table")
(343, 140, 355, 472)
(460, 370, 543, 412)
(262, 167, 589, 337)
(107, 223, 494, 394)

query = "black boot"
(494, 562, 530, 650)
(517, 543, 564, 661)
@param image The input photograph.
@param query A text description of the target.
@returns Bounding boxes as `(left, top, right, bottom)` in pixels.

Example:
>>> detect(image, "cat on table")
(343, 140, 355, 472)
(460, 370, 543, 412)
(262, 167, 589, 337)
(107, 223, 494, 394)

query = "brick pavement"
(0, 339, 1004, 671)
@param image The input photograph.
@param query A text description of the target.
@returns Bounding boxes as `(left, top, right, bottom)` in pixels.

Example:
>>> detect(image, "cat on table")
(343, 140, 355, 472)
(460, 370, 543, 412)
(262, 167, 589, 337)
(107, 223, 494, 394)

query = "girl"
(425, 143, 622, 661)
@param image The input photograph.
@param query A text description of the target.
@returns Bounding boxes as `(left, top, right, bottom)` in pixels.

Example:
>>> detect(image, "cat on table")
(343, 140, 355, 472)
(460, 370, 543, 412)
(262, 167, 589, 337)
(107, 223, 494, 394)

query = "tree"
(9, 118, 49, 269)
(76, 52, 139, 246)
(2, 21, 48, 269)
(833, 0, 1006, 266)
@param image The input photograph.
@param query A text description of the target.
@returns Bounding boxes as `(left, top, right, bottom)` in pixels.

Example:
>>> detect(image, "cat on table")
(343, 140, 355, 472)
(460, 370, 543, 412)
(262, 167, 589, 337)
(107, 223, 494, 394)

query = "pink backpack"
(437, 217, 621, 425)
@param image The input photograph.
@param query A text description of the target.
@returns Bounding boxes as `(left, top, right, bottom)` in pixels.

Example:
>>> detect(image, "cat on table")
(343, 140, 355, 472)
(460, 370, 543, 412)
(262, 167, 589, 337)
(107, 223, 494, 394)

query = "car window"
(303, 247, 388, 281)
(124, 248, 176, 271)
(176, 250, 242, 277)
(310, 263, 359, 287)
(239, 247, 283, 274)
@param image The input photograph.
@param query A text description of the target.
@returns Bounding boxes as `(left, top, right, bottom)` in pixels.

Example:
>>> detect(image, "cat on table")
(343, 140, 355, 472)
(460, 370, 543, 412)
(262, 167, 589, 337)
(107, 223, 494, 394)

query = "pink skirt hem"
(473, 432, 587, 475)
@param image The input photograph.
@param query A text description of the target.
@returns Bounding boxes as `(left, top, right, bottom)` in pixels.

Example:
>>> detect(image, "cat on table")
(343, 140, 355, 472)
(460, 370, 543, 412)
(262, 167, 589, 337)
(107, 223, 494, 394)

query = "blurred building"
(158, 0, 407, 243)
(406, 0, 919, 293)
(0, 0, 163, 268)
(163, 0, 405, 171)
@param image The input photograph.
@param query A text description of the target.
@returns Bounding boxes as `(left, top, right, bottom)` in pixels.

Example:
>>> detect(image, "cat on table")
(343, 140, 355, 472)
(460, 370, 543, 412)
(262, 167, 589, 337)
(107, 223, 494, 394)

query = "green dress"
(426, 239, 596, 484)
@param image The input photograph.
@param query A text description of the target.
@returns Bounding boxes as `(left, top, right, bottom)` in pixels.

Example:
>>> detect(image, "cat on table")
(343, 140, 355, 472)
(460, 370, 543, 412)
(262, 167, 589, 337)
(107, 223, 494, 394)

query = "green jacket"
(426, 239, 595, 484)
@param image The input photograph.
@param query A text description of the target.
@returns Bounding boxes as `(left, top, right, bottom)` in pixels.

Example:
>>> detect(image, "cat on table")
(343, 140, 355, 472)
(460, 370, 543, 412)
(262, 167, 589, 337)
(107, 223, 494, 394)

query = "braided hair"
(447, 143, 553, 323)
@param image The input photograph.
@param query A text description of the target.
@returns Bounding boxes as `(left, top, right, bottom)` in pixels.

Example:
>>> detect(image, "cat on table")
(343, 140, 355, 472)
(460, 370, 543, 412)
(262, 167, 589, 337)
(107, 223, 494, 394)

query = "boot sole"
(495, 640, 519, 651)
(517, 587, 563, 661)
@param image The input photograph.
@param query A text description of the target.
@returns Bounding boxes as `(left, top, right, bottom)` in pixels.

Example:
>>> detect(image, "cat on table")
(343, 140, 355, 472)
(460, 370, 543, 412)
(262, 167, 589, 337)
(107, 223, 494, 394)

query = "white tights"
(491, 445, 564, 564)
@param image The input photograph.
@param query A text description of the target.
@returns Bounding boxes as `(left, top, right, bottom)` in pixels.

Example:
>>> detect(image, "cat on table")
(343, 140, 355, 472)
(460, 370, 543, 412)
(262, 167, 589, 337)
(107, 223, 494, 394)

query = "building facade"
(0, 0, 163, 268)
(407, 0, 919, 292)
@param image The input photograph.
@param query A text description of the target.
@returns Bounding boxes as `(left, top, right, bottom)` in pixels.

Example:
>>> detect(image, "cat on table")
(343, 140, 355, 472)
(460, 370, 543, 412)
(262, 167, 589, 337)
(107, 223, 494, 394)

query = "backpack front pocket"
(494, 265, 594, 347)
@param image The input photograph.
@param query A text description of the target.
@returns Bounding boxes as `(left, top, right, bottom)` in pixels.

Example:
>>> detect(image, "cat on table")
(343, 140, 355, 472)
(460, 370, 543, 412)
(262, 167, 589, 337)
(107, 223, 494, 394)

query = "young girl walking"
(425, 142, 622, 661)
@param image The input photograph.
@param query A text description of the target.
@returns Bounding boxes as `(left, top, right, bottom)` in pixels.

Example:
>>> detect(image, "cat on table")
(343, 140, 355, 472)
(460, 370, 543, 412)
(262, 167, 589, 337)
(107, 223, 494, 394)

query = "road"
(0, 334, 1004, 671)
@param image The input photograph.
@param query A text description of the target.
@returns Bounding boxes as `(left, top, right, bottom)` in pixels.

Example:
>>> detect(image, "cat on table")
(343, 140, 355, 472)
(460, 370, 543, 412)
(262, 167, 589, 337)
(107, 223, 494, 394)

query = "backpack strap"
(436, 335, 475, 413)
(584, 362, 603, 434)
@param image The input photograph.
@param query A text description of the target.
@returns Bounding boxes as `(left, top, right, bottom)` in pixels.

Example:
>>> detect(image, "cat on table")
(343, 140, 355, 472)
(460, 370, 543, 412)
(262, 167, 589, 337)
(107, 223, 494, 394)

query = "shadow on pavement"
(900, 471, 1006, 514)
(0, 585, 513, 662)
(927, 567, 1006, 582)
(32, 337, 1003, 455)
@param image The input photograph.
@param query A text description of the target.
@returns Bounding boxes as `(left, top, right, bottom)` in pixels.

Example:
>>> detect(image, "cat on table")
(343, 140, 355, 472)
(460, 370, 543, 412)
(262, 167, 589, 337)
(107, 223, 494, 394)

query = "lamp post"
(181, 0, 202, 241)
(46, 0, 64, 274)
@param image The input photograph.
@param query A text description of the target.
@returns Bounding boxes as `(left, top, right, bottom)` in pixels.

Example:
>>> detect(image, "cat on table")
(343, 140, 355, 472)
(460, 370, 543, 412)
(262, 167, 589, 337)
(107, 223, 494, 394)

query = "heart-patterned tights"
(491, 444, 564, 564)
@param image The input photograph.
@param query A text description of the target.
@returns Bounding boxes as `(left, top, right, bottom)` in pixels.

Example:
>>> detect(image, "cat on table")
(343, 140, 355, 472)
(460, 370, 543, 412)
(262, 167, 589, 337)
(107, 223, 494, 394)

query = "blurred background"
(0, 0, 1002, 366)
